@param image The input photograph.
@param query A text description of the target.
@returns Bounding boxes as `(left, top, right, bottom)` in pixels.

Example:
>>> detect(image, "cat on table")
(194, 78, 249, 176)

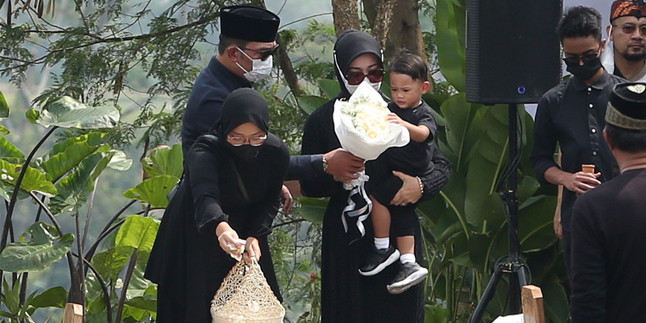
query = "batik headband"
(611, 0, 646, 22)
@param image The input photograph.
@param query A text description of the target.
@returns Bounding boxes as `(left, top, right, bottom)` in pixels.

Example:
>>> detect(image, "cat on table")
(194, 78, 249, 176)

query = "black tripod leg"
(469, 264, 505, 323)
(517, 264, 528, 287)
(508, 263, 529, 313)
(509, 271, 521, 313)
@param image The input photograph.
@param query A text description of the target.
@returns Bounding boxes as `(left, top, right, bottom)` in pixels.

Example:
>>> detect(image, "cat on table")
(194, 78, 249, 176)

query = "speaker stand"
(468, 104, 529, 323)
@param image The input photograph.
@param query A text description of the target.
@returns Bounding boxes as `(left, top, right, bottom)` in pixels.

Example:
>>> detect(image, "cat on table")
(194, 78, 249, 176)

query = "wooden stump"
(522, 285, 546, 323)
(63, 303, 84, 323)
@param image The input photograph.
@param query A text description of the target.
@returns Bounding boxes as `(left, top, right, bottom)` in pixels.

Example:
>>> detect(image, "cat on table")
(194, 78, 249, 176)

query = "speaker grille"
(466, 0, 563, 104)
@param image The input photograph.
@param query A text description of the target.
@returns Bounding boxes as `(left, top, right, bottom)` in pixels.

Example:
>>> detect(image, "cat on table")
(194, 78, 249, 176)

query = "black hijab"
(333, 29, 384, 97)
(214, 88, 269, 161)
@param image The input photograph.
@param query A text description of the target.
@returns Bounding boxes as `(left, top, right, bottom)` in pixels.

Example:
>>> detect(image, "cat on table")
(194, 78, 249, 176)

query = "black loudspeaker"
(466, 0, 563, 104)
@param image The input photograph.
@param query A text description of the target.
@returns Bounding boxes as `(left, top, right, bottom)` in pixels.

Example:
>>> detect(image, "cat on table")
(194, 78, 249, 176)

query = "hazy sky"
(567, 0, 611, 27)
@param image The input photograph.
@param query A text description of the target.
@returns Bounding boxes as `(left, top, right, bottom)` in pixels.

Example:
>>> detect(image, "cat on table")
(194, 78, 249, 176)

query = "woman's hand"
(390, 171, 422, 206)
(242, 237, 261, 263)
(216, 223, 246, 260)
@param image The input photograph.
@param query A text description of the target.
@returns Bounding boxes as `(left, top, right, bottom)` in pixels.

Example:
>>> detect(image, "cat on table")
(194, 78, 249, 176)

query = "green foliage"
(0, 222, 73, 272)
(31, 286, 68, 309)
(0, 91, 139, 321)
(436, 0, 466, 92)
(296, 197, 327, 224)
(296, 79, 341, 115)
(0, 91, 8, 119)
(140, 144, 184, 179)
(0, 159, 58, 198)
(48, 148, 125, 215)
(123, 175, 180, 208)
(27, 96, 119, 129)
(0, 136, 23, 159)
(269, 209, 322, 323)
(0, 278, 37, 323)
(115, 215, 160, 266)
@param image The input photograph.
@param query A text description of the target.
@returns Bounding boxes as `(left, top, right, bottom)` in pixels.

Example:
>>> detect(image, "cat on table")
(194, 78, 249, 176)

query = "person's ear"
(607, 24, 614, 42)
(227, 46, 239, 62)
(603, 128, 614, 150)
(421, 81, 431, 94)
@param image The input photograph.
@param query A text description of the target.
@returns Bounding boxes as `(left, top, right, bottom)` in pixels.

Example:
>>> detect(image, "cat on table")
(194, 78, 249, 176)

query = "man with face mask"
(182, 5, 365, 210)
(530, 6, 624, 280)
(601, 0, 646, 82)
(182, 5, 280, 156)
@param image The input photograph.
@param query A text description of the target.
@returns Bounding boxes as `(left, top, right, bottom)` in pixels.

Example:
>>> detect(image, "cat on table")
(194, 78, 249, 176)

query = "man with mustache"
(602, 0, 646, 81)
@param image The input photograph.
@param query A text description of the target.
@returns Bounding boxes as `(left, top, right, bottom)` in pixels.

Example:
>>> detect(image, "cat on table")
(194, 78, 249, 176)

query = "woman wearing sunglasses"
(300, 29, 451, 323)
(146, 88, 290, 323)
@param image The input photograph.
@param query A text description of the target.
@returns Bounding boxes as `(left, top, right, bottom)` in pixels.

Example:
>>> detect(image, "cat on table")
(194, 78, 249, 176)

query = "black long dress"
(301, 96, 451, 323)
(145, 134, 290, 322)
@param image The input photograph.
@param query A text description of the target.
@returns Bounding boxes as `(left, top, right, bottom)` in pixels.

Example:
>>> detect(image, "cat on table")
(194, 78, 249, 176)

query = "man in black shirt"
(570, 82, 646, 323)
(530, 6, 623, 278)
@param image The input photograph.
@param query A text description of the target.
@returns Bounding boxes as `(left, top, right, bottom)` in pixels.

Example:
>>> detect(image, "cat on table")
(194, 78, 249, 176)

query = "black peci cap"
(220, 5, 280, 42)
(606, 82, 646, 130)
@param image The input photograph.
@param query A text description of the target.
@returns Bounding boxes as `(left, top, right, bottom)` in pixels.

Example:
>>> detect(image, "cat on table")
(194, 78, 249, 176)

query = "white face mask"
(343, 76, 381, 94)
(334, 54, 382, 94)
(600, 26, 614, 74)
(236, 48, 273, 83)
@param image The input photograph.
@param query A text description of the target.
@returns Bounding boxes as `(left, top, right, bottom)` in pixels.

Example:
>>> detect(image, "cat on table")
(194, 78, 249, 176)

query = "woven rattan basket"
(211, 259, 285, 323)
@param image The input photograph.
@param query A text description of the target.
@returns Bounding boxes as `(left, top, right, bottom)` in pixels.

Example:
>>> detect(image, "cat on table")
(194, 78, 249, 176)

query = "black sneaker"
(358, 245, 400, 276)
(386, 262, 428, 294)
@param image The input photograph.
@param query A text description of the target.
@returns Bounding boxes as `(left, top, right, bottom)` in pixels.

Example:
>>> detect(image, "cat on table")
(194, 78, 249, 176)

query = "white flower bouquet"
(333, 81, 410, 161)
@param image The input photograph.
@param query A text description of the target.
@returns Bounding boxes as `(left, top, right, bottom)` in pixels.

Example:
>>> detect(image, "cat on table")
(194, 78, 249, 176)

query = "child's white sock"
(374, 237, 390, 250)
(400, 253, 416, 264)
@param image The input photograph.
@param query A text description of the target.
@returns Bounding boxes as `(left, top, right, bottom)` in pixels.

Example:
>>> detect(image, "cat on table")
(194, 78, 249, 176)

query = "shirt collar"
(571, 70, 611, 91)
(207, 56, 252, 89)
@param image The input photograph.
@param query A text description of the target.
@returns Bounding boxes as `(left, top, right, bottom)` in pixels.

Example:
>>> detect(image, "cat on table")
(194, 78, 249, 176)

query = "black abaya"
(145, 133, 290, 322)
(301, 98, 434, 323)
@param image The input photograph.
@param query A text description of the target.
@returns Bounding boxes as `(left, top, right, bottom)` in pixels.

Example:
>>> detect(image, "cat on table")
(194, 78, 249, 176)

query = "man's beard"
(623, 51, 646, 62)
(619, 44, 646, 62)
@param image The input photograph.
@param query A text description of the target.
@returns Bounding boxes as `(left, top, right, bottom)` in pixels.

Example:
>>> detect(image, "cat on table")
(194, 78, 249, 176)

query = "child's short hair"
(389, 49, 429, 82)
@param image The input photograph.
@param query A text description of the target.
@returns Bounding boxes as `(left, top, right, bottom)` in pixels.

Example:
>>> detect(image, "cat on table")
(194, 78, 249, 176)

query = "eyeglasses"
(612, 24, 646, 36)
(238, 44, 279, 61)
(345, 68, 385, 85)
(227, 134, 267, 146)
(562, 48, 600, 65)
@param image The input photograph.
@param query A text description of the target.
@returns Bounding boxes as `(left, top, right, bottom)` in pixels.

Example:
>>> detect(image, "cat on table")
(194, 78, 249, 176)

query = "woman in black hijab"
(300, 29, 451, 323)
(145, 88, 290, 323)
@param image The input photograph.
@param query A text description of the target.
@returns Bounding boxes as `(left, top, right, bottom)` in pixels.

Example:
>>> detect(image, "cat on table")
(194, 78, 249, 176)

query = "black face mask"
(227, 143, 261, 162)
(565, 57, 602, 81)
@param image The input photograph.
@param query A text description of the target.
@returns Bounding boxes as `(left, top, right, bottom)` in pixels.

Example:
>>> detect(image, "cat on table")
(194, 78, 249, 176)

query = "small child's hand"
(387, 113, 403, 125)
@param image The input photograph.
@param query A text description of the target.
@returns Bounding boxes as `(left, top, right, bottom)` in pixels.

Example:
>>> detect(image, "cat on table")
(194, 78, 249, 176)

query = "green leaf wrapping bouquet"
(333, 82, 410, 161)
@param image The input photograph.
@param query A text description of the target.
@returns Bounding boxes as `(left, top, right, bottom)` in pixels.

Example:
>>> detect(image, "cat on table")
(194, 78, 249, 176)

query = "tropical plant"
(0, 93, 168, 322)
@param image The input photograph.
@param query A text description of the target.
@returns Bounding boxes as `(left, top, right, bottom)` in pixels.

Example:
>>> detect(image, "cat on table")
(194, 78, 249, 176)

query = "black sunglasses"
(562, 48, 600, 65)
(345, 68, 385, 85)
(613, 24, 646, 36)
(239, 44, 279, 61)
